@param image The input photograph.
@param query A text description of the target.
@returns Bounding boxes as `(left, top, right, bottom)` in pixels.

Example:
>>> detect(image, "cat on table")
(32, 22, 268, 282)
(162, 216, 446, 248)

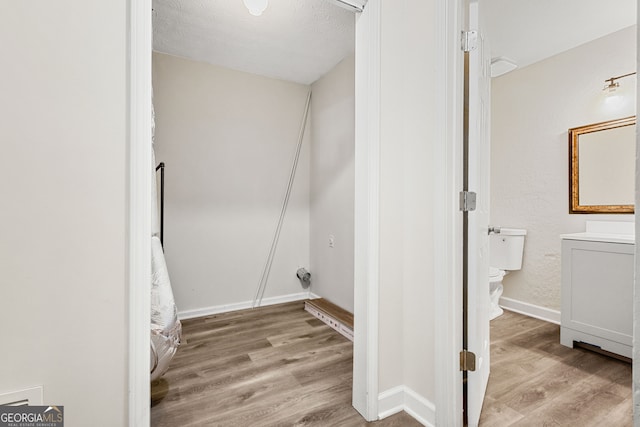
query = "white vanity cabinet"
(560, 230, 634, 359)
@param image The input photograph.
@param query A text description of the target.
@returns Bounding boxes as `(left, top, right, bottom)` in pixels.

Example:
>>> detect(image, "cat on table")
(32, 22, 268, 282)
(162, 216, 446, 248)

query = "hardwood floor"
(152, 301, 630, 426)
(151, 301, 421, 427)
(480, 310, 632, 426)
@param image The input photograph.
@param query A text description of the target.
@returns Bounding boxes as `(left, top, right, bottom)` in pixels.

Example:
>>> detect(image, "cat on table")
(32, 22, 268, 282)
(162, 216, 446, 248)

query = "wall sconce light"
(243, 0, 268, 16)
(603, 72, 636, 93)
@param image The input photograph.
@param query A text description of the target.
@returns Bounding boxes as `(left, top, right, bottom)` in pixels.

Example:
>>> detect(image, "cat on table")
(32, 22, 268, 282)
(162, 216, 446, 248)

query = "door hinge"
(461, 30, 478, 52)
(460, 191, 477, 212)
(460, 349, 476, 372)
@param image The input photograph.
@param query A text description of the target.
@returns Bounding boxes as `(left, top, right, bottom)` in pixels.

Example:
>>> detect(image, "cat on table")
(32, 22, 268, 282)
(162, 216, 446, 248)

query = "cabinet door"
(561, 240, 634, 347)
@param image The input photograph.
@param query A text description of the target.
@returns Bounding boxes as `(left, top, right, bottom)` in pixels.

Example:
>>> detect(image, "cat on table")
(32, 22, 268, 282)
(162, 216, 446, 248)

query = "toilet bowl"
(489, 267, 505, 320)
(488, 228, 526, 320)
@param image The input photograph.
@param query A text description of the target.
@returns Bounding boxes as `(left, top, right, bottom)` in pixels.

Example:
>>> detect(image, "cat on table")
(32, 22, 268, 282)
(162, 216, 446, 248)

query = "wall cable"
(252, 90, 312, 308)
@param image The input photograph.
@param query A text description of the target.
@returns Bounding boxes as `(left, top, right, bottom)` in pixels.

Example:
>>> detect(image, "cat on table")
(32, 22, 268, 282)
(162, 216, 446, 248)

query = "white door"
(465, 0, 491, 425)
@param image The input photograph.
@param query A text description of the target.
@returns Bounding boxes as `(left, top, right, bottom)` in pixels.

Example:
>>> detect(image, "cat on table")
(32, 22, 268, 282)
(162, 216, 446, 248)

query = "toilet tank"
(489, 228, 527, 271)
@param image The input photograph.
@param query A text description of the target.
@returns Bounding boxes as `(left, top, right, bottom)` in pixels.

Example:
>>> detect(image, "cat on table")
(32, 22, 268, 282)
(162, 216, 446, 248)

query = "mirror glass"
(569, 116, 636, 214)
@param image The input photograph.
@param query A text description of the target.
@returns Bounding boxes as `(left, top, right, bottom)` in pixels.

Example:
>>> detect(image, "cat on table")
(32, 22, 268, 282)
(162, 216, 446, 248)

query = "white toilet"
(489, 228, 527, 320)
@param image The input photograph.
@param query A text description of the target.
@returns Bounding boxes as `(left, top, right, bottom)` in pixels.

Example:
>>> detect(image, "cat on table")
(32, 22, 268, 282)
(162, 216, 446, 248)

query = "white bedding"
(150, 102, 181, 381)
(150, 235, 181, 382)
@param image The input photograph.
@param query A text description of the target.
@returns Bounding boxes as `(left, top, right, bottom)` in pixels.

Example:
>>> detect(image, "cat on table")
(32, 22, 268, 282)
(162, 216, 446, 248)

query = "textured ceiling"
(152, 0, 355, 85)
(153, 0, 636, 85)
(483, 0, 636, 71)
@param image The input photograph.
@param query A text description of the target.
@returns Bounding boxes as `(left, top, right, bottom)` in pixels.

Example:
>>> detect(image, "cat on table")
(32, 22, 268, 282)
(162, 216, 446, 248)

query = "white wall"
(491, 26, 636, 311)
(310, 55, 355, 313)
(152, 53, 311, 313)
(398, 0, 436, 406)
(0, 1, 128, 425)
(376, 0, 437, 412)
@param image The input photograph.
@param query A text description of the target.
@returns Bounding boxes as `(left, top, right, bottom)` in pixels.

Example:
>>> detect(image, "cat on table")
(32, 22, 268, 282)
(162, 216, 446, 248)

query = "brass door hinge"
(460, 349, 476, 371)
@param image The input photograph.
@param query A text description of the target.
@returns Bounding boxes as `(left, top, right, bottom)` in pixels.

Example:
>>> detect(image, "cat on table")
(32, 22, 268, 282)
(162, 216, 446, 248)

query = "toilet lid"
(489, 267, 504, 278)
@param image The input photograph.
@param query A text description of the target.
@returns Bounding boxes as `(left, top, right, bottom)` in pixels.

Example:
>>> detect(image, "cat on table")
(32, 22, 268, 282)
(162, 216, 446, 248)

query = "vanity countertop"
(560, 232, 634, 244)
(561, 220, 635, 244)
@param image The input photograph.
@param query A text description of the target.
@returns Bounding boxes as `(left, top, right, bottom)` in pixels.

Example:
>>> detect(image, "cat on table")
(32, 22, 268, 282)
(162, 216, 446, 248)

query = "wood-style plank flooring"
(480, 310, 632, 426)
(151, 301, 421, 427)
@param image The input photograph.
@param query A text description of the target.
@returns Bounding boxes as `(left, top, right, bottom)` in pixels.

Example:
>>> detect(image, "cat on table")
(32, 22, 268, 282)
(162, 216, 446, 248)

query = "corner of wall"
(378, 386, 435, 427)
(308, 49, 356, 313)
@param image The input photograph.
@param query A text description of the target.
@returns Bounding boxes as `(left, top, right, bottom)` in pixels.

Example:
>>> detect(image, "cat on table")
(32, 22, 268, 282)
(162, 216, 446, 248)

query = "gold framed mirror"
(569, 116, 635, 214)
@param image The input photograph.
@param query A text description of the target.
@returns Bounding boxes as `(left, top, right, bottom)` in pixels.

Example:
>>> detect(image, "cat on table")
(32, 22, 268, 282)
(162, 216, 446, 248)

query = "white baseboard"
(378, 386, 405, 419)
(378, 386, 435, 427)
(178, 291, 312, 320)
(499, 296, 560, 325)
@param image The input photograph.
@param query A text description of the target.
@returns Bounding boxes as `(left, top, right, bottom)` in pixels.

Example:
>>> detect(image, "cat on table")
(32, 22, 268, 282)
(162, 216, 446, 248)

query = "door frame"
(126, 0, 387, 423)
(354, 0, 466, 421)
(127, 0, 466, 424)
(433, 0, 465, 424)
(445, 1, 640, 424)
(352, 0, 381, 420)
(128, 0, 152, 425)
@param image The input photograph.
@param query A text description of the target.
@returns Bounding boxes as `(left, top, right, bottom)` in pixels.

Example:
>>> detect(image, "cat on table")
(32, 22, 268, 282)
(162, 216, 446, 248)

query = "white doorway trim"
(352, 0, 381, 421)
(127, 0, 471, 423)
(634, 3, 640, 423)
(128, 0, 382, 424)
(128, 0, 152, 425)
(127, 0, 472, 423)
(434, 0, 465, 424)
(127, 0, 470, 423)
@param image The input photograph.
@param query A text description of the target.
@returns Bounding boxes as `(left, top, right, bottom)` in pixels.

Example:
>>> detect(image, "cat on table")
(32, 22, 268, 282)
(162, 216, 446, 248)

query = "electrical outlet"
(328, 234, 335, 248)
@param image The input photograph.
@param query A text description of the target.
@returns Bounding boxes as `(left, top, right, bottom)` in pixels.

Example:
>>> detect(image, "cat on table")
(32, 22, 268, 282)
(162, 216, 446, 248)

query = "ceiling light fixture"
(603, 72, 636, 93)
(243, 0, 268, 16)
